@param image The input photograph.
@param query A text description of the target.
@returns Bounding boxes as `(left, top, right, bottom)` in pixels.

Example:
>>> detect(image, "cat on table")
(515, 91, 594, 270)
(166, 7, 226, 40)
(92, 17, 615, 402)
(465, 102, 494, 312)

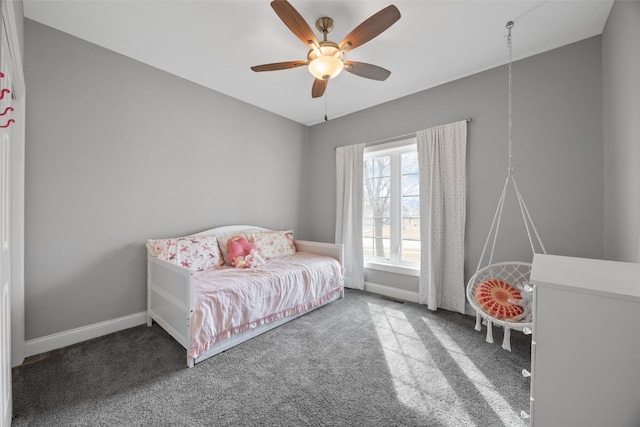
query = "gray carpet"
(12, 289, 531, 426)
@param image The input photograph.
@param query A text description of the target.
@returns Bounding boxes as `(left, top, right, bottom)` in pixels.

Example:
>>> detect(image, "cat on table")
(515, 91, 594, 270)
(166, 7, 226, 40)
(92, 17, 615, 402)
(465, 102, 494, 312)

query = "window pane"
(364, 237, 390, 260)
(363, 202, 373, 219)
(375, 217, 390, 238)
(364, 177, 390, 199)
(402, 196, 419, 218)
(401, 238, 421, 263)
(365, 196, 389, 212)
(372, 157, 390, 177)
(363, 159, 374, 178)
(402, 152, 420, 264)
(402, 154, 419, 200)
(402, 216, 420, 235)
(402, 173, 419, 197)
(402, 152, 418, 174)
(363, 218, 375, 239)
(376, 201, 391, 221)
(363, 237, 375, 258)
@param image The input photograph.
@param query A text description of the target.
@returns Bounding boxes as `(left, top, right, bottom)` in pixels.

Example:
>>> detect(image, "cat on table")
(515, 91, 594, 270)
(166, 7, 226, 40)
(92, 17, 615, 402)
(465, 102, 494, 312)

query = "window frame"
(363, 137, 420, 277)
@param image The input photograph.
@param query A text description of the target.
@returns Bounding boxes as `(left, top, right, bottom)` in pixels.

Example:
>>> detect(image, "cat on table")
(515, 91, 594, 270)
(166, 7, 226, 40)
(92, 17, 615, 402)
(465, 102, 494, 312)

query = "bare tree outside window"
(363, 156, 390, 258)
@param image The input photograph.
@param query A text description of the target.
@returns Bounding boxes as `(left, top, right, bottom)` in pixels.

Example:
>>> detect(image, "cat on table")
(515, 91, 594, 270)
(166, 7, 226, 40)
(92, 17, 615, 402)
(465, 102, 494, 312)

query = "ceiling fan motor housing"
(315, 17, 335, 35)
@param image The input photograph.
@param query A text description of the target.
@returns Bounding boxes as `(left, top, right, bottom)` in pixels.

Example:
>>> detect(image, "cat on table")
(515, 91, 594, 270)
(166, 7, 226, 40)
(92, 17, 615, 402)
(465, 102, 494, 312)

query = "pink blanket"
(189, 251, 343, 359)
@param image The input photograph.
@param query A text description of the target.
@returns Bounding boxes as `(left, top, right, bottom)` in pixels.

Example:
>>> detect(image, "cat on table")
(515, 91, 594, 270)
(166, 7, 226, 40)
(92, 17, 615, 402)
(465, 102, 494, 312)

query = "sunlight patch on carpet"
(367, 303, 475, 424)
(422, 316, 526, 427)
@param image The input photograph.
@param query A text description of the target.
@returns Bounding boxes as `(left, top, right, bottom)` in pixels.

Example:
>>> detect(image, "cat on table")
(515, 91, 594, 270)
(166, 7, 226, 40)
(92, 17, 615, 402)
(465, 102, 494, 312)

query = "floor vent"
(379, 295, 405, 304)
(21, 348, 65, 366)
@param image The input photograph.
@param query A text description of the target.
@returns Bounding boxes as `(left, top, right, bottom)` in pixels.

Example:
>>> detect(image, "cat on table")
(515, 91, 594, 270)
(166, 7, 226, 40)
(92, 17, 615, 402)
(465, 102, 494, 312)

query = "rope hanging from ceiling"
(466, 21, 546, 351)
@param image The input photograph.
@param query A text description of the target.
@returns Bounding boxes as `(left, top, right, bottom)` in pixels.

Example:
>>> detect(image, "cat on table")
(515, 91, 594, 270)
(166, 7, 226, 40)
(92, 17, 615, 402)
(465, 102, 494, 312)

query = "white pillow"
(146, 238, 177, 260)
(249, 230, 296, 260)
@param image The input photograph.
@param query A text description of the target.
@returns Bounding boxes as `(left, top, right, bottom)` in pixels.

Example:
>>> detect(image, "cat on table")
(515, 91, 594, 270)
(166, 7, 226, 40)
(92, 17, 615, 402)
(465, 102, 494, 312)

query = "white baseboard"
(364, 281, 419, 303)
(24, 311, 147, 358)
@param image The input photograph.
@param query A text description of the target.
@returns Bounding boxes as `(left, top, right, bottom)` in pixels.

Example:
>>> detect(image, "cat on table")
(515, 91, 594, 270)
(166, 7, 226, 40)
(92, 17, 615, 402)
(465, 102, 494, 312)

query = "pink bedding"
(189, 251, 344, 359)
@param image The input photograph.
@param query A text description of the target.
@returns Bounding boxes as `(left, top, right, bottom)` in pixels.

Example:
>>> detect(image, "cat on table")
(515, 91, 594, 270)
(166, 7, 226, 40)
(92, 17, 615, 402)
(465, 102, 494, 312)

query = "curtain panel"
(417, 120, 467, 313)
(335, 143, 366, 289)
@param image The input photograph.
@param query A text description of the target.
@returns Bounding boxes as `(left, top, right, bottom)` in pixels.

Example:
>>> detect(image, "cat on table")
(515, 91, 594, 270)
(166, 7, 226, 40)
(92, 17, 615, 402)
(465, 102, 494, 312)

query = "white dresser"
(528, 254, 640, 426)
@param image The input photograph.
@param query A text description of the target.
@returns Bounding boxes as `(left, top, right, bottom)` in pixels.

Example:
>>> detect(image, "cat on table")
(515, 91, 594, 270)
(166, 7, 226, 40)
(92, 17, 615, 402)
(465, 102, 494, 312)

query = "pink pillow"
(217, 232, 249, 265)
(226, 236, 256, 266)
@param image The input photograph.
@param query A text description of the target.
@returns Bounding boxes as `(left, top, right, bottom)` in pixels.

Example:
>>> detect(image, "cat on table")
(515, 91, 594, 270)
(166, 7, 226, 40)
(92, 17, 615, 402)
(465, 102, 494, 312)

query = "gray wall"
(303, 36, 604, 291)
(24, 20, 307, 340)
(602, 1, 640, 264)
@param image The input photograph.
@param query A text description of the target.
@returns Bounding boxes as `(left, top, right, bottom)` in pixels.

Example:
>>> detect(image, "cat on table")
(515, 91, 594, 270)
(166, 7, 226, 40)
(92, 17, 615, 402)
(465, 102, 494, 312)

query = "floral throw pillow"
(147, 235, 222, 271)
(250, 230, 296, 260)
(175, 235, 223, 271)
(146, 238, 178, 262)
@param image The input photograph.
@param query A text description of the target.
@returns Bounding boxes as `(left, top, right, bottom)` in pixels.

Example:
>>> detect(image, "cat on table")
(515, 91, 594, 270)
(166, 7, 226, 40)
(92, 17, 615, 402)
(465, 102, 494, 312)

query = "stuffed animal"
(226, 236, 265, 268)
(233, 248, 266, 269)
(226, 236, 254, 265)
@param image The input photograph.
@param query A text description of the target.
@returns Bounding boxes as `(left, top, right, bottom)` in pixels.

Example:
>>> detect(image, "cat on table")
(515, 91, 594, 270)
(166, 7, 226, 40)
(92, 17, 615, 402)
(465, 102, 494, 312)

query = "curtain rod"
(333, 118, 472, 151)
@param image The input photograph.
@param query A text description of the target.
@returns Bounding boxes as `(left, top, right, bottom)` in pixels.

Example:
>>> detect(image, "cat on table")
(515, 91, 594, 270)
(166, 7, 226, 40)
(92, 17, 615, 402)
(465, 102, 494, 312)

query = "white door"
(0, 22, 12, 427)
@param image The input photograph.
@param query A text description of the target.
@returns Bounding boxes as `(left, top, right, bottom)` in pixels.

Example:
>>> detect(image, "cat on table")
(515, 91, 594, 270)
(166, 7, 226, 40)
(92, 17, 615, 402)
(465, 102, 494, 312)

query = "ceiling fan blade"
(312, 78, 327, 98)
(344, 61, 391, 81)
(271, 0, 319, 48)
(338, 5, 401, 52)
(251, 61, 308, 72)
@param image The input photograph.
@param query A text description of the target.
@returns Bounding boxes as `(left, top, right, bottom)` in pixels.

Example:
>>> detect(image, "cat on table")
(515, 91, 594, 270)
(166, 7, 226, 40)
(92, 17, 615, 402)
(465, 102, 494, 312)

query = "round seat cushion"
(475, 279, 524, 320)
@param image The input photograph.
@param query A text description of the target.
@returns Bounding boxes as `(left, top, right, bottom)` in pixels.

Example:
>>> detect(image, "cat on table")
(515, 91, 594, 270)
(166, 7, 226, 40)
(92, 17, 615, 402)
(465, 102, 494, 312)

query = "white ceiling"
(23, 0, 614, 126)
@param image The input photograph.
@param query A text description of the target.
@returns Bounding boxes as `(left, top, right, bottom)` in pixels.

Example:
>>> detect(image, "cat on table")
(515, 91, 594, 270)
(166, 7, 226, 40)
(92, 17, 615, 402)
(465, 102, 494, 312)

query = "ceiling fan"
(251, 0, 401, 98)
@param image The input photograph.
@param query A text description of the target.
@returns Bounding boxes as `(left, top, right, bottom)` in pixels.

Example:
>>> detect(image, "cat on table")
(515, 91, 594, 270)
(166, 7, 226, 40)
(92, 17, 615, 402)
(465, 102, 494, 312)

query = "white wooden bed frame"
(147, 225, 344, 368)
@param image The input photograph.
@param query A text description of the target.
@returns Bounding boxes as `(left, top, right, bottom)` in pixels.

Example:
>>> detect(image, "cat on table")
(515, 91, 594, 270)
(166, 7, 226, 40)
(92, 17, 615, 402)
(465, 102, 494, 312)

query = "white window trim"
(364, 260, 420, 277)
(363, 137, 420, 272)
(364, 137, 416, 156)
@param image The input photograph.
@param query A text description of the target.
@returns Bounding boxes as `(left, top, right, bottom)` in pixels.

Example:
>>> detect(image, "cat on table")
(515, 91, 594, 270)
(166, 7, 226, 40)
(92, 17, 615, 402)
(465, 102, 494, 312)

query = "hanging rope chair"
(466, 21, 546, 351)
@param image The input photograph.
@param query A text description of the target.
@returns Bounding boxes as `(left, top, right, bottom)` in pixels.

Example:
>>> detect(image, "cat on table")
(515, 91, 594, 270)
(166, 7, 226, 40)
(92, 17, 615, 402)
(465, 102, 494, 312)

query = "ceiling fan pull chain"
(324, 90, 328, 121)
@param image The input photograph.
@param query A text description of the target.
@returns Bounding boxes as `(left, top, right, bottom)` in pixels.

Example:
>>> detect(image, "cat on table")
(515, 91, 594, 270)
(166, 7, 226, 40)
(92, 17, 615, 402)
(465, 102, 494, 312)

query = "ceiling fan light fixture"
(307, 45, 344, 80)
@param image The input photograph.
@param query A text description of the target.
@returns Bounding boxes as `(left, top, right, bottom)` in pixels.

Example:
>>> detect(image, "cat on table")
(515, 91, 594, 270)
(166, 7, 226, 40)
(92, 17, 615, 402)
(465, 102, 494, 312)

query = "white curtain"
(335, 143, 366, 289)
(417, 120, 467, 313)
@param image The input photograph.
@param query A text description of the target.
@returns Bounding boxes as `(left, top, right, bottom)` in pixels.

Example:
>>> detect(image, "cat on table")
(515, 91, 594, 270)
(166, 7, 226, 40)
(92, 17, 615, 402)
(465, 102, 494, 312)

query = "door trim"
(1, 1, 24, 97)
(2, 0, 25, 367)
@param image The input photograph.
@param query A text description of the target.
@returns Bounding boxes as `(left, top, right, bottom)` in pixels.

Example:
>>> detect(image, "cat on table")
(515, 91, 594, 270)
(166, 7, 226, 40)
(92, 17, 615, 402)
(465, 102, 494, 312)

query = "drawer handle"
(522, 369, 531, 378)
(523, 327, 532, 335)
(524, 284, 533, 292)
(521, 411, 530, 419)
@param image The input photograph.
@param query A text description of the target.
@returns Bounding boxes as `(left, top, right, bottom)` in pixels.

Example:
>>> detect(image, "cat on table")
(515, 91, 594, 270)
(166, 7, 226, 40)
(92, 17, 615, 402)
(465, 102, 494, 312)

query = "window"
(363, 138, 420, 274)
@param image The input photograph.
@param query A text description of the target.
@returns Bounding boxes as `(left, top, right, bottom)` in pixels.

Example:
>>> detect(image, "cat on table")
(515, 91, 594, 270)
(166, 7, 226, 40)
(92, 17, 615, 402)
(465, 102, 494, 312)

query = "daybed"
(146, 225, 344, 368)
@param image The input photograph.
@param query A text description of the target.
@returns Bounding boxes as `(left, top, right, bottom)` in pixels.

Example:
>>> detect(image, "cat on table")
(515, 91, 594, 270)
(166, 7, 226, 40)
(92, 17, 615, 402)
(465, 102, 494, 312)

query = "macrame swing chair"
(466, 21, 546, 351)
